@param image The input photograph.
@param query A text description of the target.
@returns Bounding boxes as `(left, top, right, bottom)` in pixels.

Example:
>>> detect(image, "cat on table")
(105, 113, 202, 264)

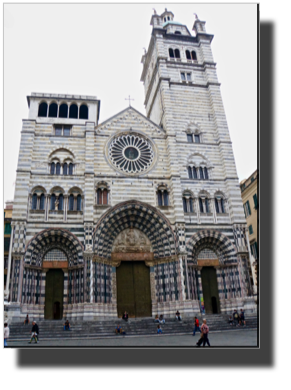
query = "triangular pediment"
(97, 106, 165, 136)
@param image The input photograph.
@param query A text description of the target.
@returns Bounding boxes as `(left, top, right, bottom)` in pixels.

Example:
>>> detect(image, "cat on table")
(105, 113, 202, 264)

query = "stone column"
(196, 266, 204, 308)
(178, 257, 186, 301)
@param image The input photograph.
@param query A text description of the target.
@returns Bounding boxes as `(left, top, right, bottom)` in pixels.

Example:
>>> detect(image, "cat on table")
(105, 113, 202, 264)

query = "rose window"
(108, 134, 155, 174)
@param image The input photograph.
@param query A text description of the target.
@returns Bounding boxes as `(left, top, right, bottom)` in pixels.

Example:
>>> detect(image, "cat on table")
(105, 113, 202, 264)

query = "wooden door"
(116, 262, 151, 318)
(201, 267, 220, 314)
(44, 269, 64, 320)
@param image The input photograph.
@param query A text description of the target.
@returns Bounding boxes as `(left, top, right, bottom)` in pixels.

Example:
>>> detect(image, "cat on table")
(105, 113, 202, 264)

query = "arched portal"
(186, 230, 239, 312)
(93, 201, 179, 317)
(22, 229, 85, 318)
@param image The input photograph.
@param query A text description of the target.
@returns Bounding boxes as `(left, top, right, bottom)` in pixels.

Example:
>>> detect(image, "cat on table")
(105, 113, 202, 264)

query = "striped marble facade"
(6, 11, 256, 322)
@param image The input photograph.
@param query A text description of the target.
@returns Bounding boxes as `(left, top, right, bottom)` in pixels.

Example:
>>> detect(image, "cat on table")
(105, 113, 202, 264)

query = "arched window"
(199, 198, 204, 213)
(204, 167, 209, 180)
(191, 51, 197, 60)
(188, 166, 193, 179)
(50, 162, 55, 175)
(59, 103, 68, 118)
(157, 189, 169, 206)
(186, 50, 191, 60)
(193, 167, 198, 179)
(194, 134, 200, 143)
(38, 102, 48, 117)
(183, 197, 187, 212)
(199, 167, 204, 180)
(174, 49, 180, 59)
(48, 103, 58, 117)
(157, 190, 163, 206)
(58, 194, 63, 211)
(39, 194, 45, 210)
(163, 190, 169, 206)
(32, 194, 37, 210)
(205, 198, 209, 213)
(50, 194, 56, 210)
(183, 192, 194, 213)
(169, 48, 174, 58)
(221, 198, 225, 213)
(175, 31, 181, 35)
(187, 134, 193, 143)
(215, 197, 226, 214)
(56, 162, 61, 175)
(77, 194, 82, 211)
(69, 163, 73, 175)
(97, 189, 102, 205)
(102, 189, 108, 205)
(69, 104, 78, 119)
(63, 163, 68, 176)
(69, 194, 74, 211)
(79, 104, 88, 119)
(215, 198, 219, 214)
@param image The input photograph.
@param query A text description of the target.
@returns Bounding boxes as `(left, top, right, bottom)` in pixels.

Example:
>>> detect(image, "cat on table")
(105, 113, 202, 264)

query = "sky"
(3, 3, 257, 204)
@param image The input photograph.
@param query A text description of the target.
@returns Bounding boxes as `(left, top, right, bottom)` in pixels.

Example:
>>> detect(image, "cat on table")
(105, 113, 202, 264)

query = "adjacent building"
(6, 10, 256, 322)
(240, 170, 258, 293)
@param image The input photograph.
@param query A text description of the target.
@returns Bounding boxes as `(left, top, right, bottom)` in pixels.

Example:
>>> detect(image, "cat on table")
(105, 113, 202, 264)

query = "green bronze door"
(201, 267, 220, 314)
(116, 262, 151, 318)
(44, 269, 64, 320)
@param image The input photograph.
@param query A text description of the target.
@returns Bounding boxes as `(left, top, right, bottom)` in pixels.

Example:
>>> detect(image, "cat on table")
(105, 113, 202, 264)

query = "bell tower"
(141, 9, 246, 226)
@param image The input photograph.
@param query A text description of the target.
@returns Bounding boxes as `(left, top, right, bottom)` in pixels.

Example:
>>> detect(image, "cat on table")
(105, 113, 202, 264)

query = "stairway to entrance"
(8, 313, 257, 341)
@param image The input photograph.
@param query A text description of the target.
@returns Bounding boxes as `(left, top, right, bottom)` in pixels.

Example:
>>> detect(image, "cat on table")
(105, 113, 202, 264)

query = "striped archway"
(24, 228, 84, 267)
(93, 200, 178, 259)
(186, 230, 237, 265)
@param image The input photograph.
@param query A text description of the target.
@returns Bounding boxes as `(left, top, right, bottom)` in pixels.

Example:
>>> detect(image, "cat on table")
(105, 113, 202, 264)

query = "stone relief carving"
(112, 228, 152, 253)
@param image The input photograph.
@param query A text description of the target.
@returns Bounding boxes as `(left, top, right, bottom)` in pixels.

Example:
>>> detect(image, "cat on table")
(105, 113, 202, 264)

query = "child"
(157, 324, 162, 334)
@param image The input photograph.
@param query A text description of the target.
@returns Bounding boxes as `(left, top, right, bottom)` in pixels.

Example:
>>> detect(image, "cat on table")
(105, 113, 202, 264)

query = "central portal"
(116, 261, 151, 318)
(44, 269, 64, 320)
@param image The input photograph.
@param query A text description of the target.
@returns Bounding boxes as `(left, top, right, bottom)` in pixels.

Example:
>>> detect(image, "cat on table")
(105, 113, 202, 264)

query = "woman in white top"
(4, 323, 9, 347)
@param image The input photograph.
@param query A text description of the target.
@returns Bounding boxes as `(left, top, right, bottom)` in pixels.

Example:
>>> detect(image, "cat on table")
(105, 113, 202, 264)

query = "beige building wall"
(240, 170, 258, 290)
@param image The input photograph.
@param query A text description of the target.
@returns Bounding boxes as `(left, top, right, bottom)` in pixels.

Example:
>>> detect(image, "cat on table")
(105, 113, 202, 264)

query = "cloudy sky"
(3, 3, 257, 204)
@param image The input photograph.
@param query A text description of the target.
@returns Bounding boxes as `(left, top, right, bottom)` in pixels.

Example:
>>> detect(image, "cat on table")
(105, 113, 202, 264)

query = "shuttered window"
(253, 193, 258, 209)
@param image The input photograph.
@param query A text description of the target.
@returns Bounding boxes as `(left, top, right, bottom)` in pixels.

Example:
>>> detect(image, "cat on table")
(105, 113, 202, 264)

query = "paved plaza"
(6, 329, 257, 347)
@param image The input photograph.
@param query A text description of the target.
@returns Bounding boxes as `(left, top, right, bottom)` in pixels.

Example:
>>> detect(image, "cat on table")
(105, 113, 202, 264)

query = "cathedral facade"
(6, 10, 256, 322)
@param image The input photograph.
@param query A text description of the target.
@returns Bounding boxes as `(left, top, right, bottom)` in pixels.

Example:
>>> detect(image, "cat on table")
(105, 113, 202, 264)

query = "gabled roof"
(97, 106, 165, 134)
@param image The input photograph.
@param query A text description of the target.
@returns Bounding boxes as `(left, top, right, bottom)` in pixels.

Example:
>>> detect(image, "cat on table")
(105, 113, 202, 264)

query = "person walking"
(4, 323, 9, 347)
(29, 321, 39, 344)
(200, 319, 210, 347)
(193, 316, 201, 336)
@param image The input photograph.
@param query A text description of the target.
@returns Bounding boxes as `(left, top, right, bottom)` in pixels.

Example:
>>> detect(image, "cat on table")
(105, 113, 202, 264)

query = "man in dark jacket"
(29, 321, 39, 344)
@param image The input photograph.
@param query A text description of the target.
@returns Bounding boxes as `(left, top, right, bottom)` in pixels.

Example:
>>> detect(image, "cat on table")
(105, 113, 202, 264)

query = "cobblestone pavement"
(6, 329, 257, 347)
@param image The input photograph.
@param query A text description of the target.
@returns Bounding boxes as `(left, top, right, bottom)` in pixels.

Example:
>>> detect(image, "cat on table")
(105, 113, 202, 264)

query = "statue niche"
(112, 228, 152, 253)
